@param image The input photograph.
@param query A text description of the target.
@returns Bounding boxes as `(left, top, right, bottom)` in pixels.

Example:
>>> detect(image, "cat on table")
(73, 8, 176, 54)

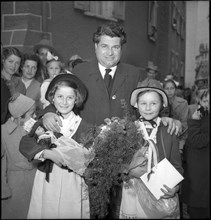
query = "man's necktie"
(104, 68, 112, 90)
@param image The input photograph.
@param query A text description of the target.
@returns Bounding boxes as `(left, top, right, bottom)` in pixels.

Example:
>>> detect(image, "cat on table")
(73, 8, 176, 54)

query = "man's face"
(95, 35, 122, 68)
(37, 47, 50, 65)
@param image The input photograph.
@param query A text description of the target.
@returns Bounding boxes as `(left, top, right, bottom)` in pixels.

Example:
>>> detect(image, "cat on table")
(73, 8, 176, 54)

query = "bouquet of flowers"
(80, 100, 145, 218)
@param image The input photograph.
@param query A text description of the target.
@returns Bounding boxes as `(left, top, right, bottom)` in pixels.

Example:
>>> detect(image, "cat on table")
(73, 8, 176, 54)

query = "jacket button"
(112, 95, 116, 100)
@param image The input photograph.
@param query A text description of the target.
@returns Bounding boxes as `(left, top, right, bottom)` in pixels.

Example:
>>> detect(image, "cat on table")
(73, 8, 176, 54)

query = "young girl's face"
(35, 126, 45, 136)
(137, 91, 162, 121)
(47, 60, 61, 79)
(53, 85, 76, 118)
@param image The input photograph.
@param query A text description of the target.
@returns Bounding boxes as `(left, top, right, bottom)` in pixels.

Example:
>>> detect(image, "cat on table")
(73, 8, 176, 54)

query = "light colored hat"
(33, 38, 56, 54)
(8, 94, 35, 118)
(146, 61, 158, 72)
(130, 79, 168, 108)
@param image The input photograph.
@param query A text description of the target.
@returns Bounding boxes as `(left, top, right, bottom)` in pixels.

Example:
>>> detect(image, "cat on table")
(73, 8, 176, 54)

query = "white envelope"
(140, 158, 184, 200)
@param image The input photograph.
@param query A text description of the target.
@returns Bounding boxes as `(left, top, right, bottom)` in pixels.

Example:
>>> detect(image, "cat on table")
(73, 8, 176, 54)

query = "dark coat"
(1, 78, 11, 124)
(181, 114, 210, 208)
(156, 123, 183, 175)
(73, 59, 142, 126)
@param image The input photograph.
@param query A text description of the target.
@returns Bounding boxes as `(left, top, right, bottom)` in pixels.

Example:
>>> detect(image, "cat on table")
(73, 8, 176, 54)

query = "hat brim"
(146, 67, 158, 72)
(33, 44, 56, 55)
(45, 74, 87, 102)
(130, 87, 169, 108)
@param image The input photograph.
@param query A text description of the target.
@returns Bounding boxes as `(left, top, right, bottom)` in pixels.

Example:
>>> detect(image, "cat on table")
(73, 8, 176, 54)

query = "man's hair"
(93, 22, 127, 45)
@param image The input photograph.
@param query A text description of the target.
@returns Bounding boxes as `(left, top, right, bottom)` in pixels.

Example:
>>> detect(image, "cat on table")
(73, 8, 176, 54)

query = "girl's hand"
(44, 149, 65, 167)
(160, 184, 179, 199)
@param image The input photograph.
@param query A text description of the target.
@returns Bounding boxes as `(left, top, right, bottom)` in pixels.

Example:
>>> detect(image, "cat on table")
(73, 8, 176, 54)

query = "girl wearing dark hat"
(19, 74, 92, 219)
(119, 85, 184, 218)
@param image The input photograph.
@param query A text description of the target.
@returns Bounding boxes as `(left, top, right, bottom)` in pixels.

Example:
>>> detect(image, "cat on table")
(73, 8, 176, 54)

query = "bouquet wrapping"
(54, 136, 95, 176)
(133, 178, 180, 219)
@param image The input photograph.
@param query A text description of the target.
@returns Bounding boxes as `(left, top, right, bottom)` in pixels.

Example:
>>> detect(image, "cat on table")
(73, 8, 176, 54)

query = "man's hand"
(42, 112, 62, 132)
(161, 117, 181, 135)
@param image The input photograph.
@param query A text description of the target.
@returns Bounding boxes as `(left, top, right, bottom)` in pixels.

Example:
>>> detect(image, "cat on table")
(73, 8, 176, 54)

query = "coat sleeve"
(19, 135, 48, 161)
(187, 116, 209, 149)
(179, 101, 188, 131)
(169, 134, 184, 175)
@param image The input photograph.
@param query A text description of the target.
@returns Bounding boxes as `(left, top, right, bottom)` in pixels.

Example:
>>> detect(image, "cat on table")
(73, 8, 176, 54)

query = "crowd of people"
(1, 22, 209, 219)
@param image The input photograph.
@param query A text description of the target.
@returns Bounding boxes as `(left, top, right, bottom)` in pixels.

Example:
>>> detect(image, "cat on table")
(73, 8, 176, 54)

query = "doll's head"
(28, 119, 46, 138)
(35, 125, 46, 136)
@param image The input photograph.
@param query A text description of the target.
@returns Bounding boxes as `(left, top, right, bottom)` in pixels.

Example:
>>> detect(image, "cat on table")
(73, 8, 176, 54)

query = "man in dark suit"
(73, 22, 141, 125)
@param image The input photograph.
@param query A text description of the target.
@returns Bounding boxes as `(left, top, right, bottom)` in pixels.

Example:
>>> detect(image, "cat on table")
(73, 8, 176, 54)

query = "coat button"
(112, 95, 116, 100)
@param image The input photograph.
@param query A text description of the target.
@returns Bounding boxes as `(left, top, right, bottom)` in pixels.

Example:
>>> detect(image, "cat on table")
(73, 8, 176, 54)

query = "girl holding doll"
(119, 80, 183, 219)
(19, 74, 92, 219)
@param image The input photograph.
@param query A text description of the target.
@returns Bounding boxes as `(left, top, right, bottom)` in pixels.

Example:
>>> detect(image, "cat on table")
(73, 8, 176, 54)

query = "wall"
(185, 1, 209, 88)
(1, 1, 186, 83)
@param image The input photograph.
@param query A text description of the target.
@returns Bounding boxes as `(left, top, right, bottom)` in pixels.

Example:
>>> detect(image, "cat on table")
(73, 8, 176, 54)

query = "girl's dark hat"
(45, 74, 87, 102)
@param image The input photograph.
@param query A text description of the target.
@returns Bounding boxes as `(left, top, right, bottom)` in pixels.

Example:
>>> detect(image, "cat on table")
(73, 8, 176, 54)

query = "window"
(180, 16, 185, 39)
(172, 2, 177, 30)
(74, 1, 125, 21)
(176, 9, 181, 35)
(148, 1, 158, 42)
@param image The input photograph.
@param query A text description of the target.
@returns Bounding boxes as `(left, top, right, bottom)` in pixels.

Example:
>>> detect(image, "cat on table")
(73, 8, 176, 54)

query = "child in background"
(1, 94, 37, 219)
(20, 74, 92, 219)
(40, 52, 63, 109)
(181, 89, 210, 219)
(119, 83, 183, 218)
